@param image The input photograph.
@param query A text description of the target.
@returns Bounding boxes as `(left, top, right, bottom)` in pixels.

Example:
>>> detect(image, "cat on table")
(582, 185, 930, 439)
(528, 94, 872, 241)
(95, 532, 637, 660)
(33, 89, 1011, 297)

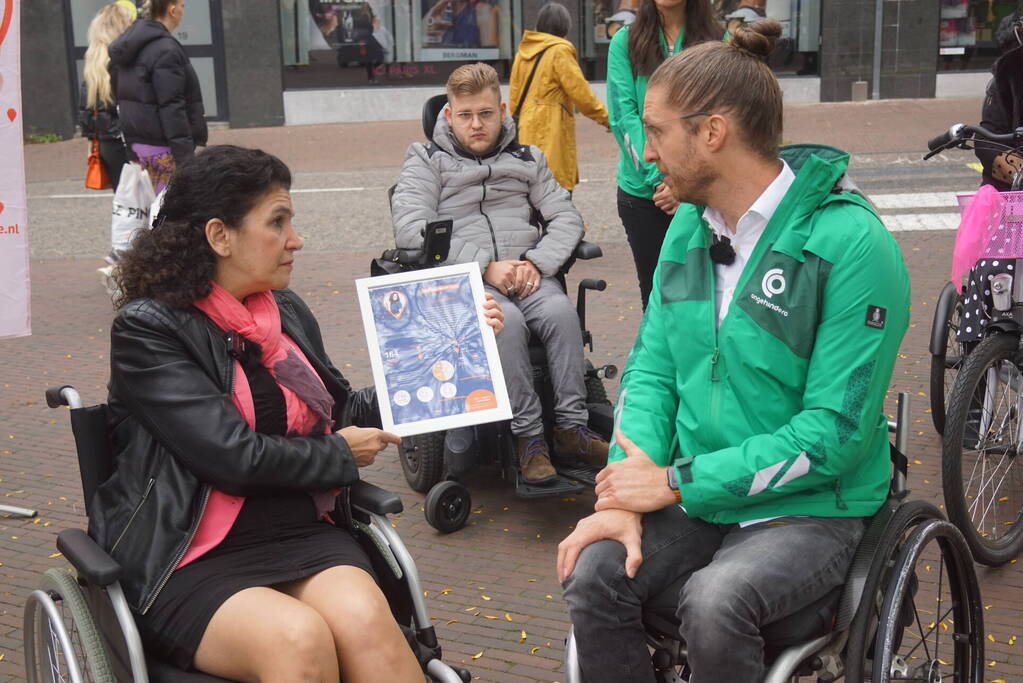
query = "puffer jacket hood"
(108, 19, 168, 67)
(392, 113, 584, 277)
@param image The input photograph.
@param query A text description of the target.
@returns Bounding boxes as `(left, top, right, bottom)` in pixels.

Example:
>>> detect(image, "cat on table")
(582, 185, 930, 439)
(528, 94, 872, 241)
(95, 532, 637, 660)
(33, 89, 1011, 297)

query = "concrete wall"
(21, 2, 75, 140)
(220, 0, 285, 128)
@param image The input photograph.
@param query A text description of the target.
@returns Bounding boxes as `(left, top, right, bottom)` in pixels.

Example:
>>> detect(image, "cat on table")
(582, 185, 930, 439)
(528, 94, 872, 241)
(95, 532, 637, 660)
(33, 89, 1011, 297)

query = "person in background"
(510, 2, 610, 193)
(392, 63, 610, 484)
(109, 0, 207, 194)
(79, 3, 134, 190)
(608, 0, 722, 310)
(976, 43, 1023, 191)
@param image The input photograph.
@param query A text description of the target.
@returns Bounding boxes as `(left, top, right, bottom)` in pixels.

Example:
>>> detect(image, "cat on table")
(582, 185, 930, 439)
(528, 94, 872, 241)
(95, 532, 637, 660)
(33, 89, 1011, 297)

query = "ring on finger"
(526, 281, 535, 288)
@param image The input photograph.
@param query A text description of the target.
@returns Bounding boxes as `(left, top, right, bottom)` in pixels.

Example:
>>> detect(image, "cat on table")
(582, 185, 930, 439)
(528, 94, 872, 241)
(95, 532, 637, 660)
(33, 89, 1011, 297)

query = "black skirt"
(136, 493, 376, 670)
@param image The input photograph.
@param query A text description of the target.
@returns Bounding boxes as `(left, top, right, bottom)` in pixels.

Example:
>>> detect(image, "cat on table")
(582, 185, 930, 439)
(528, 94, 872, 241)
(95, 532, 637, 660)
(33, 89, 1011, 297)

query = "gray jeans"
(563, 506, 866, 682)
(486, 277, 587, 436)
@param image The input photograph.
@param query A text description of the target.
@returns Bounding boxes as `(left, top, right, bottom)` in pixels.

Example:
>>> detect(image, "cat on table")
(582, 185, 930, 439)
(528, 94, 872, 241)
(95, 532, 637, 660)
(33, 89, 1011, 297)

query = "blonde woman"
(78, 3, 133, 188)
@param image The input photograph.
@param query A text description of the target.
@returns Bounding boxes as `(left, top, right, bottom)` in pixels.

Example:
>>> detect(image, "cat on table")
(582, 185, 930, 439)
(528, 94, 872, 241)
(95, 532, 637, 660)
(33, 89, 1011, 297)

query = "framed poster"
(356, 262, 511, 436)
(412, 0, 509, 61)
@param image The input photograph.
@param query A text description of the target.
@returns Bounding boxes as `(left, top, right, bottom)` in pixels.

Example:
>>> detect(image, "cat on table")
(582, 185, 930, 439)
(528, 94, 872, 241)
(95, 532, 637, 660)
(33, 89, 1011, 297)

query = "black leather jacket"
(89, 289, 380, 614)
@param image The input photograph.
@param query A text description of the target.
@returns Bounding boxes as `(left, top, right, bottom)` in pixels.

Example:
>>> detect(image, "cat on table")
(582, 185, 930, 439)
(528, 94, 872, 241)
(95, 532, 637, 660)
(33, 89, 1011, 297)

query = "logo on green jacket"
(737, 251, 832, 358)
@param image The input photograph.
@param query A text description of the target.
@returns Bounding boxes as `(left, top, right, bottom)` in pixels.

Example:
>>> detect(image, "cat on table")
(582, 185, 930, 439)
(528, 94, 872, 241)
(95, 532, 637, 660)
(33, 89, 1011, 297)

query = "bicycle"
(925, 122, 1023, 565)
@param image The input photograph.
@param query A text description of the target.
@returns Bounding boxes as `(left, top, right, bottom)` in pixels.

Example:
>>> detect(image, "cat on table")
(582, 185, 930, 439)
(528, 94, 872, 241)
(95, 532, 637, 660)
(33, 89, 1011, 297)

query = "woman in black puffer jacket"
(109, 0, 207, 193)
(79, 3, 133, 188)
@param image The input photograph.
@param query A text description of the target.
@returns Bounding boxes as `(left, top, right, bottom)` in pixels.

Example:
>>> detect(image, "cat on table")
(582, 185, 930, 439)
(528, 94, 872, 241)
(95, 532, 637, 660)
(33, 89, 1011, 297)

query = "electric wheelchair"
(23, 385, 472, 683)
(375, 94, 619, 534)
(564, 394, 987, 682)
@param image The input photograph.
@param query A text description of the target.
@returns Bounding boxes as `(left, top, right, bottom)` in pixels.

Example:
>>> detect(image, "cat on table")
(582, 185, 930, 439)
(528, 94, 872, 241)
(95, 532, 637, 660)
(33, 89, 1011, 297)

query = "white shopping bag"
(110, 162, 156, 257)
(150, 186, 166, 228)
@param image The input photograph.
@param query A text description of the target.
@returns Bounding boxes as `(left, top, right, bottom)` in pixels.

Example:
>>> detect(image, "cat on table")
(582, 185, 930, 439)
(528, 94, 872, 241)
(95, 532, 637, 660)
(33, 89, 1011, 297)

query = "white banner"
(0, 0, 30, 338)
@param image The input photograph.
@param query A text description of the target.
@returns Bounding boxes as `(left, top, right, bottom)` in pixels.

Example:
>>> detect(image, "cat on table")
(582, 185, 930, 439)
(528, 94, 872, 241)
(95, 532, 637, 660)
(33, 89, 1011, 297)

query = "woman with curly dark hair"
(100, 145, 501, 679)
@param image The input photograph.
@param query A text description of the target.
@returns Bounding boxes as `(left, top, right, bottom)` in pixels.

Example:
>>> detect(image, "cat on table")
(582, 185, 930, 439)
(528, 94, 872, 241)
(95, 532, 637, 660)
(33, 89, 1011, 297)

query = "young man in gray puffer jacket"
(392, 62, 609, 484)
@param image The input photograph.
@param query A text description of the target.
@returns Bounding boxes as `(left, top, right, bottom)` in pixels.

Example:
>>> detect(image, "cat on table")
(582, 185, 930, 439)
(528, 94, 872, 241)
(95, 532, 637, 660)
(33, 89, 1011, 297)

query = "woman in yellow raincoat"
(509, 3, 609, 192)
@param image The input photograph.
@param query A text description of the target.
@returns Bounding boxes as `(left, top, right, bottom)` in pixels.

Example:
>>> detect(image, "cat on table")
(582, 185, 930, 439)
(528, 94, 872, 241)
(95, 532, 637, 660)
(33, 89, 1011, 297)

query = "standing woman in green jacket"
(608, 0, 721, 309)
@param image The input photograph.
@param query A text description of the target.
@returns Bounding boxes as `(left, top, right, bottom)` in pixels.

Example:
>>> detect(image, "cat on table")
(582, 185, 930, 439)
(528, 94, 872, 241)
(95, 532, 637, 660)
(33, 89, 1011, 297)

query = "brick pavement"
(2, 231, 1022, 682)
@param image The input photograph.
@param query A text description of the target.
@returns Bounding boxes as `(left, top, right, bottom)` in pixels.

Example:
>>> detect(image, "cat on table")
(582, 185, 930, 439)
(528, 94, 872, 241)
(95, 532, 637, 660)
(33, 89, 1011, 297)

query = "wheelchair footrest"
(514, 473, 585, 498)
(554, 459, 601, 487)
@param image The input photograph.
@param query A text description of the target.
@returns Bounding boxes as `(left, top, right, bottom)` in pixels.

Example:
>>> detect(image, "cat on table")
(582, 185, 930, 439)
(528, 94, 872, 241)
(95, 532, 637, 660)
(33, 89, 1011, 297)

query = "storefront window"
(939, 0, 1020, 71)
(281, 0, 512, 88)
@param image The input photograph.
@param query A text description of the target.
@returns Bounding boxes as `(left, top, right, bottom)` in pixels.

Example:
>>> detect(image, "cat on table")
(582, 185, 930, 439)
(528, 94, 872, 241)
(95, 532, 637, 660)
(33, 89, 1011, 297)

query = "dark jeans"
(563, 507, 865, 682)
(100, 138, 128, 189)
(617, 187, 673, 311)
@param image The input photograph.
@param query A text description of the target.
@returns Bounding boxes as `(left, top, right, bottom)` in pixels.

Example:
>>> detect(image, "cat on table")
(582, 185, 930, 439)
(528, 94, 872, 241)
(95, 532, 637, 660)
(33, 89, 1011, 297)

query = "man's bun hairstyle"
(730, 18, 783, 61)
(647, 18, 784, 160)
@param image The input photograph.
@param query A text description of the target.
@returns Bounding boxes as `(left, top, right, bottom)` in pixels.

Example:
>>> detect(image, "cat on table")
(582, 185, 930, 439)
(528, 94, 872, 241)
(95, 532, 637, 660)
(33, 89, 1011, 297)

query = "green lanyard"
(658, 25, 686, 58)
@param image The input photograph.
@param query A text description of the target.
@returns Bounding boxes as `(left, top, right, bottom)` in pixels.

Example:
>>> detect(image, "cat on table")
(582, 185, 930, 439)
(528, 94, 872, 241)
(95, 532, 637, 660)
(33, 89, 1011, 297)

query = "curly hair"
(114, 145, 292, 309)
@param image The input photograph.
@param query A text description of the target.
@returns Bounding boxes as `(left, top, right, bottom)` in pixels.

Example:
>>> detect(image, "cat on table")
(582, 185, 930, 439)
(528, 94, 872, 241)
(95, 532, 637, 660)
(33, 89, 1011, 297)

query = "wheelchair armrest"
(573, 241, 602, 260)
(56, 528, 122, 587)
(351, 480, 404, 516)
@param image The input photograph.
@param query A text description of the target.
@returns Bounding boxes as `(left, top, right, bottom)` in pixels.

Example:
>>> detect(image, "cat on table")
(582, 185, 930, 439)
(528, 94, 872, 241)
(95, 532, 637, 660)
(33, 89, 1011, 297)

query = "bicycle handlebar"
(926, 123, 1023, 153)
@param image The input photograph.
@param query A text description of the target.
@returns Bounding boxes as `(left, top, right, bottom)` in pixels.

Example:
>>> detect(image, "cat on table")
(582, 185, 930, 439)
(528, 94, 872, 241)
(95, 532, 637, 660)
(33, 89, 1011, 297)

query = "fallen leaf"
(471, 651, 484, 660)
(445, 619, 459, 625)
(505, 613, 513, 621)
(520, 630, 527, 642)
(481, 595, 491, 601)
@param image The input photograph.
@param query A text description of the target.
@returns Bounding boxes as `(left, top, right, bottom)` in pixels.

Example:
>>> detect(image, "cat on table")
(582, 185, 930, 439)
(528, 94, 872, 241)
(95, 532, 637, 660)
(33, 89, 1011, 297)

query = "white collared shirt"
(703, 161, 795, 328)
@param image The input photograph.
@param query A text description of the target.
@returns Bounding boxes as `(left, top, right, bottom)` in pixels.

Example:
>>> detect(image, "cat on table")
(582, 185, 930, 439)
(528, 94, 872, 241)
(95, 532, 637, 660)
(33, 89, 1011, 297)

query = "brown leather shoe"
(554, 425, 609, 467)
(517, 434, 558, 484)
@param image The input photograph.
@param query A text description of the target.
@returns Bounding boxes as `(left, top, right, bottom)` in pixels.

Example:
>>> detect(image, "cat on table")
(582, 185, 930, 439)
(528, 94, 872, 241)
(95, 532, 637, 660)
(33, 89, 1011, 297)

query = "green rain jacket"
(608, 145, 910, 524)
(606, 25, 684, 199)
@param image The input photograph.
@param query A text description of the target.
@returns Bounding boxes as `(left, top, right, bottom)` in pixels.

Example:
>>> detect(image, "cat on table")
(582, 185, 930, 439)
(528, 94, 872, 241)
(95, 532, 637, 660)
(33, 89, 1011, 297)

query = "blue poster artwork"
(369, 272, 498, 426)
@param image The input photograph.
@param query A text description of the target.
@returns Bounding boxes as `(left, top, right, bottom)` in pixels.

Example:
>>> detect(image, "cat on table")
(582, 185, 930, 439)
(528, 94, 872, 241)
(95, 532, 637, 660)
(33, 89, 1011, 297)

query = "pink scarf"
(176, 284, 337, 569)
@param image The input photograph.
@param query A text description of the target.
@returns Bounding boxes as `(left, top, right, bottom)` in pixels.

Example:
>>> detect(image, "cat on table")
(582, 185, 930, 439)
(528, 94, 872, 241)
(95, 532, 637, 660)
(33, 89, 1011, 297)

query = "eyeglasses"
(643, 111, 712, 142)
(453, 109, 498, 124)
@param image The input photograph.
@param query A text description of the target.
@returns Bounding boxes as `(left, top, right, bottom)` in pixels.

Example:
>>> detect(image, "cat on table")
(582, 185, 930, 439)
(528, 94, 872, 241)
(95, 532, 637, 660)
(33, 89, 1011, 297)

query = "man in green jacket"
(558, 20, 910, 682)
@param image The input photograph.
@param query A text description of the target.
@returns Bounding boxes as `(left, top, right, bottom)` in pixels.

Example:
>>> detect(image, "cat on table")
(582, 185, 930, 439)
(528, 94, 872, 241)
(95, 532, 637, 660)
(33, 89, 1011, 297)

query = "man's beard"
(669, 155, 718, 207)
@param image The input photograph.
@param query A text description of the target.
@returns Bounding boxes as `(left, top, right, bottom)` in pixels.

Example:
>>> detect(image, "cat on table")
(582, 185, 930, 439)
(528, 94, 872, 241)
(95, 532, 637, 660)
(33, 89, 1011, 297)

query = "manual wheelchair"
(564, 394, 987, 682)
(23, 385, 472, 683)
(376, 94, 618, 534)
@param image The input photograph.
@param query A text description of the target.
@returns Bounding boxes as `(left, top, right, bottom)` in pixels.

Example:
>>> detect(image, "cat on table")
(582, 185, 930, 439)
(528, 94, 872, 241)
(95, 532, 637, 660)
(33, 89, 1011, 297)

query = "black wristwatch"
(666, 466, 682, 504)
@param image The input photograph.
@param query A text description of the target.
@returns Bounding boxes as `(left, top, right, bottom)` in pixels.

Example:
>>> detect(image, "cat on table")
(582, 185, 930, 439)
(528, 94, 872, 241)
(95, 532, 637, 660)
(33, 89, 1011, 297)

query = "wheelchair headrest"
(422, 93, 448, 141)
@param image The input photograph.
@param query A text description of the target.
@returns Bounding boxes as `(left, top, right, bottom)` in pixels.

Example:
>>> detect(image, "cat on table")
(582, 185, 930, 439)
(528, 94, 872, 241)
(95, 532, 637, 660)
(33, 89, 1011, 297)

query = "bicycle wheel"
(27, 568, 115, 683)
(929, 282, 965, 434)
(872, 518, 984, 682)
(843, 499, 944, 682)
(942, 331, 1023, 566)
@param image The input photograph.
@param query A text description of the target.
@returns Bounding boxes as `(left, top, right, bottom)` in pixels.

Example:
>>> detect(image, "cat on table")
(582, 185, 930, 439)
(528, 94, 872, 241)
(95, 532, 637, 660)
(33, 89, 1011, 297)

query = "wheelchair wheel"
(424, 480, 471, 534)
(929, 281, 965, 434)
(872, 518, 984, 682)
(942, 331, 1023, 566)
(401, 432, 445, 493)
(843, 499, 944, 682)
(28, 568, 115, 683)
